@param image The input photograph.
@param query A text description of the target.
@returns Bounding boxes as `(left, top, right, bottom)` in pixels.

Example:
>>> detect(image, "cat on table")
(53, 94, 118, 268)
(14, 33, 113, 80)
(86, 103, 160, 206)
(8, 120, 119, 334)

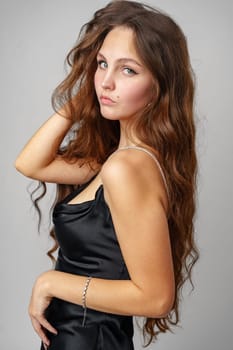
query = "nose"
(101, 71, 115, 90)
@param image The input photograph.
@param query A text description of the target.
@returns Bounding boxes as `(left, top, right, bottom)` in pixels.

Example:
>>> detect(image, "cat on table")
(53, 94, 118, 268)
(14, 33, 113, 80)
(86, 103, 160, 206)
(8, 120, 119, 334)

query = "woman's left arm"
(29, 154, 175, 338)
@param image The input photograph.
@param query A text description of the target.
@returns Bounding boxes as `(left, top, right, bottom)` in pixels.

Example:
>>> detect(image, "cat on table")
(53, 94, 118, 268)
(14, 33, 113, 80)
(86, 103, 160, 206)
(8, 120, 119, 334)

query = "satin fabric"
(43, 179, 134, 349)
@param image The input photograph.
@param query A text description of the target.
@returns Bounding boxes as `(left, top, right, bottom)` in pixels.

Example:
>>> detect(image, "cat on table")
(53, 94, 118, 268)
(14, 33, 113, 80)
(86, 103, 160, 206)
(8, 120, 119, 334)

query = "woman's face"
(94, 26, 154, 122)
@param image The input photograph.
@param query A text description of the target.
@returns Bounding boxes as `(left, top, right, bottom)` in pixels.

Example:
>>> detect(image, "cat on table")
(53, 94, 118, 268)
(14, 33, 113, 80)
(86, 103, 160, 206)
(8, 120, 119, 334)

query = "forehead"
(99, 26, 142, 62)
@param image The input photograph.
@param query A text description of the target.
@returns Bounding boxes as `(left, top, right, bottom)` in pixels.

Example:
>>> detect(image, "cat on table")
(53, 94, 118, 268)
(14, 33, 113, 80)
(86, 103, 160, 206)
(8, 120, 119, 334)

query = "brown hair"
(33, 0, 199, 346)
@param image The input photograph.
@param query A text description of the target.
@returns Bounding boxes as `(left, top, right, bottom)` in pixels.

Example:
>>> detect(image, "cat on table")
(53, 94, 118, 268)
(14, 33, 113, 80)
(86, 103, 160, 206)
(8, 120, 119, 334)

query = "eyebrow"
(97, 52, 142, 67)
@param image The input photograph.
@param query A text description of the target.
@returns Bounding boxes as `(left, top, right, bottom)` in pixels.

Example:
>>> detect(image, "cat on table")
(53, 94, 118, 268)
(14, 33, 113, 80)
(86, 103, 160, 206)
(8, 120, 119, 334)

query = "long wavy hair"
(33, 0, 199, 346)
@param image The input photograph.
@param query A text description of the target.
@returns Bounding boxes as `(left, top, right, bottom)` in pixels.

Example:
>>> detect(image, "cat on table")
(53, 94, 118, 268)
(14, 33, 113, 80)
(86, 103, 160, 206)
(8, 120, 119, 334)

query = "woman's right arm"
(15, 110, 99, 185)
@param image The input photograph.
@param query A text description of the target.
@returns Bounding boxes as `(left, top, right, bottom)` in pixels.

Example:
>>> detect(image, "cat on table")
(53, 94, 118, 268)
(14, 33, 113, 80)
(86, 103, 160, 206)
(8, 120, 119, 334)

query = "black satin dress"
(43, 178, 134, 350)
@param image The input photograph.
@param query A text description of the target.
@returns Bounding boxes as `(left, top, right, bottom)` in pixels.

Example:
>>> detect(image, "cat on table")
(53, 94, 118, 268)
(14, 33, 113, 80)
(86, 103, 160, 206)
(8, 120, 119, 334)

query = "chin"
(100, 110, 132, 121)
(101, 115, 119, 121)
(100, 110, 119, 121)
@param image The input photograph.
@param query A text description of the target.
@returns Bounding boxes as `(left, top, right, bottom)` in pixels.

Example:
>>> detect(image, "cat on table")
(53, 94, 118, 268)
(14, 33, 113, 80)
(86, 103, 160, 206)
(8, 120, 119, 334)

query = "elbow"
(141, 293, 175, 318)
(15, 158, 26, 175)
(150, 298, 174, 318)
(15, 158, 22, 173)
(15, 158, 34, 178)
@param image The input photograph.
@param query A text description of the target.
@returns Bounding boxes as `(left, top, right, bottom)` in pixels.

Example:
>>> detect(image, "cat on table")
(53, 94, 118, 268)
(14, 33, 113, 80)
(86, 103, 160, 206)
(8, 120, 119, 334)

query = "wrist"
(57, 112, 73, 122)
(37, 270, 55, 298)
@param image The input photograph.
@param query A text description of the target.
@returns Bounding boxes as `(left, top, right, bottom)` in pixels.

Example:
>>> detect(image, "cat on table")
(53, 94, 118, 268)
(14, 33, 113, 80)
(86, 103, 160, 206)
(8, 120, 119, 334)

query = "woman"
(15, 1, 199, 349)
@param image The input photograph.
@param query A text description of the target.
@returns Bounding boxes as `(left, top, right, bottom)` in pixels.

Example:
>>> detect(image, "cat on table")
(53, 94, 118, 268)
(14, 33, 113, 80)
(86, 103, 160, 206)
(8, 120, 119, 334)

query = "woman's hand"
(28, 271, 58, 348)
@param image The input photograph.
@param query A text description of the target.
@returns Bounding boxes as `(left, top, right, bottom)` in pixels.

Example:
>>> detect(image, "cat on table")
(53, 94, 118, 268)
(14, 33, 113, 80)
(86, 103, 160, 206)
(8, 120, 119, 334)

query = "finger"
(31, 317, 50, 347)
(39, 316, 58, 335)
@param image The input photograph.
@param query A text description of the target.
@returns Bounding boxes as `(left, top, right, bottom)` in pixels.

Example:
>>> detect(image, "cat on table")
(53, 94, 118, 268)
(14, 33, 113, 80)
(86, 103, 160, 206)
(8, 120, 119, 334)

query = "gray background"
(1, 0, 232, 349)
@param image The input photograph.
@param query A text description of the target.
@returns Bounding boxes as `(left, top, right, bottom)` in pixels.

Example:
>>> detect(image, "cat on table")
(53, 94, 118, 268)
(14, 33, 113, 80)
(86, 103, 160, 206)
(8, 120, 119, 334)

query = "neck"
(118, 120, 140, 148)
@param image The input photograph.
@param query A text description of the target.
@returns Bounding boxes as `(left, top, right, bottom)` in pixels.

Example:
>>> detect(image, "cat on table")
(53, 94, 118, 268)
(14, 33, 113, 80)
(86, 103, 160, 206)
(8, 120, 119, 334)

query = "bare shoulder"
(100, 148, 168, 213)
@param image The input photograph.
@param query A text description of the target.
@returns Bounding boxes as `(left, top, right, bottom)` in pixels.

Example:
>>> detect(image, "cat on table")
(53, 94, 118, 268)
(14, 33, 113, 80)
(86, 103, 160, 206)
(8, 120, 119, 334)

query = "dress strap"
(116, 146, 169, 197)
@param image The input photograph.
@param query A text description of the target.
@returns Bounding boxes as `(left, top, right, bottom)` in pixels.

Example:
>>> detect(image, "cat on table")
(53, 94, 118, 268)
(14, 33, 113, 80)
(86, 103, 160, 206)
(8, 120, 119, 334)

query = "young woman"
(15, 1, 199, 349)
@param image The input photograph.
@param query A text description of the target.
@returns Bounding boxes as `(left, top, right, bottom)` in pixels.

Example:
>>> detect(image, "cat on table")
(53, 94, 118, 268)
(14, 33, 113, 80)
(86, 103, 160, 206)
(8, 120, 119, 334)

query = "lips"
(100, 95, 116, 105)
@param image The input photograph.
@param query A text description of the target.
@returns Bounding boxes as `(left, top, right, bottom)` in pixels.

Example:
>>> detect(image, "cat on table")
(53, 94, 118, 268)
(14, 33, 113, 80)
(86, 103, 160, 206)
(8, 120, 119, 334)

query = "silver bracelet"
(82, 276, 92, 309)
(82, 276, 92, 327)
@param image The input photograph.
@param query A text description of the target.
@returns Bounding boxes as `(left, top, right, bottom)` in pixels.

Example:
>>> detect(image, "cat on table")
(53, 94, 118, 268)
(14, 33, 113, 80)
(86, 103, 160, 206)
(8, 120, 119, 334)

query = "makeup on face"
(94, 26, 154, 122)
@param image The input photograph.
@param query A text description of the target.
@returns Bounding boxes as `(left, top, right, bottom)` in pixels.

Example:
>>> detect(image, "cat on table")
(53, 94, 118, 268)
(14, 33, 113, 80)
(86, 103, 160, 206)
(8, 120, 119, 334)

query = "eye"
(123, 67, 137, 76)
(97, 60, 108, 69)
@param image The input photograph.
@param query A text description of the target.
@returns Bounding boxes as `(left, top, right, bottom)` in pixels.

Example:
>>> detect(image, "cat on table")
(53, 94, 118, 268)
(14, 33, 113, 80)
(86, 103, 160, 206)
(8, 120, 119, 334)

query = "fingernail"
(43, 343, 48, 350)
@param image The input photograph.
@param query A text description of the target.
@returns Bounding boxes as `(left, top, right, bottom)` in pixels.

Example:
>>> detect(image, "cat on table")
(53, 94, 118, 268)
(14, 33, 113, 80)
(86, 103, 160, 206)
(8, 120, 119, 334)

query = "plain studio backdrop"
(0, 0, 232, 349)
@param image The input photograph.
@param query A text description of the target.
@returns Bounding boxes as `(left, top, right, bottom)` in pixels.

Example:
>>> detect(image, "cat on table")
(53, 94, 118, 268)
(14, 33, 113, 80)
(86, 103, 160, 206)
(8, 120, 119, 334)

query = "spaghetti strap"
(114, 146, 169, 198)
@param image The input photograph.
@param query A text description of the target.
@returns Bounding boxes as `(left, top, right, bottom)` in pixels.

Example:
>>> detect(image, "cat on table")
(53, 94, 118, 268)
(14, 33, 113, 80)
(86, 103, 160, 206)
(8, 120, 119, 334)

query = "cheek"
(121, 81, 152, 107)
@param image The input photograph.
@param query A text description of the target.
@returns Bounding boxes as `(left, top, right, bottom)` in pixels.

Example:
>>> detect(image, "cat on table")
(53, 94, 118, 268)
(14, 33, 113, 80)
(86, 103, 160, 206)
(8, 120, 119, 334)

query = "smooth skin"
(15, 26, 175, 348)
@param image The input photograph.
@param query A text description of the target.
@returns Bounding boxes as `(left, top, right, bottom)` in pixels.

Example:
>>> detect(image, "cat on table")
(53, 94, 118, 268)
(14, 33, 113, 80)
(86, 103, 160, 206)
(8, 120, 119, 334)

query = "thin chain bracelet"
(82, 276, 92, 327)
